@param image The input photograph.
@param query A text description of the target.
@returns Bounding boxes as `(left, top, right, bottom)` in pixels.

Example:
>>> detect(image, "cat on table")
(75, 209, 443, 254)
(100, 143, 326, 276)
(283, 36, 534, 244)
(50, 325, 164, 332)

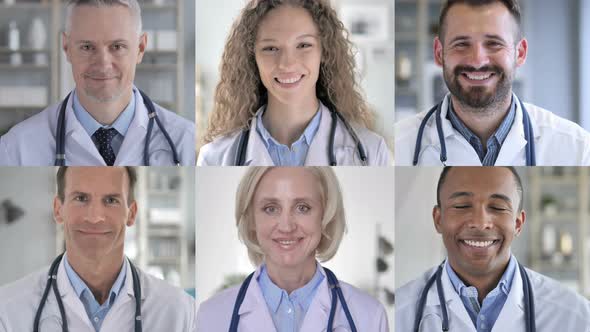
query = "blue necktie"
(92, 128, 118, 166)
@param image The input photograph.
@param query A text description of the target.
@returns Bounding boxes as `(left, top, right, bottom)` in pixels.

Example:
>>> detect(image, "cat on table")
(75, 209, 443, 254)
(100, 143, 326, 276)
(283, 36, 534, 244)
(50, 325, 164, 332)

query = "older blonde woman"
(197, 0, 390, 166)
(196, 167, 389, 331)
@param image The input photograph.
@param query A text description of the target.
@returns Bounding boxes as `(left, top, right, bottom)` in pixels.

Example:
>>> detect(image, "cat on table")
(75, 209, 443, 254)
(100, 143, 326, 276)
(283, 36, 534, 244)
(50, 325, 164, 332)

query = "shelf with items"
(135, 167, 190, 289)
(528, 167, 589, 298)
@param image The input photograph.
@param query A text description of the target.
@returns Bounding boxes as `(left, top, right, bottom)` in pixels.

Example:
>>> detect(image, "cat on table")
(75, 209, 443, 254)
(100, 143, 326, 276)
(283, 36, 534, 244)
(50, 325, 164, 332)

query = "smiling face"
(254, 5, 322, 106)
(251, 168, 324, 272)
(63, 5, 146, 103)
(434, 2, 527, 109)
(54, 167, 137, 261)
(433, 167, 525, 279)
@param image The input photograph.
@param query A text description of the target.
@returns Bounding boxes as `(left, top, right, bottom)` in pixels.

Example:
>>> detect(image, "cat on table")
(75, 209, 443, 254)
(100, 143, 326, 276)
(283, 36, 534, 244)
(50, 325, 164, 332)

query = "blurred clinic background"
(395, 167, 590, 301)
(0, 167, 196, 296)
(395, 0, 590, 131)
(195, 167, 395, 325)
(196, 0, 394, 151)
(0, 0, 195, 136)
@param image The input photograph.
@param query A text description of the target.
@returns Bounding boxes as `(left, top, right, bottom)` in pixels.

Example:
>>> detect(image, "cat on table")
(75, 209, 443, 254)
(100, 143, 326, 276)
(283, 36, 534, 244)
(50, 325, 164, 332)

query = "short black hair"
(56, 166, 137, 204)
(438, 0, 523, 42)
(436, 166, 524, 211)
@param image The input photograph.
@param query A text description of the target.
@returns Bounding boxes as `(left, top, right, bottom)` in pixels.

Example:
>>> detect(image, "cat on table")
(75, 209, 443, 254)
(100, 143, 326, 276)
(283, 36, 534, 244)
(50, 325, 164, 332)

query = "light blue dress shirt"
(256, 106, 322, 166)
(72, 89, 136, 156)
(258, 263, 324, 332)
(63, 254, 127, 332)
(446, 255, 517, 332)
(447, 97, 516, 166)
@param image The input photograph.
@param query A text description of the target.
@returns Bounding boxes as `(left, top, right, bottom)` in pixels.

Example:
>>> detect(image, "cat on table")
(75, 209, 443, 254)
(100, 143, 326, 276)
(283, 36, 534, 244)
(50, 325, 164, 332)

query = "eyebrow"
(449, 34, 507, 44)
(256, 196, 316, 203)
(75, 39, 129, 45)
(257, 34, 319, 43)
(68, 191, 122, 198)
(447, 191, 512, 205)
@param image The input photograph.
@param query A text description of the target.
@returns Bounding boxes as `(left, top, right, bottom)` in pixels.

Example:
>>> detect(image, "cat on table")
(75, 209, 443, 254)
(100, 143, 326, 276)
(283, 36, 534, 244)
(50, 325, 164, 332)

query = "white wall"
(195, 167, 394, 324)
(0, 168, 56, 285)
(394, 167, 446, 288)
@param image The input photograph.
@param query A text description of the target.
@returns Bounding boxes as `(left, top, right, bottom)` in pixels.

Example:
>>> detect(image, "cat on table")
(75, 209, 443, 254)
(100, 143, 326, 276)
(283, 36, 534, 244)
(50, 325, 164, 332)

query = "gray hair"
(65, 0, 142, 34)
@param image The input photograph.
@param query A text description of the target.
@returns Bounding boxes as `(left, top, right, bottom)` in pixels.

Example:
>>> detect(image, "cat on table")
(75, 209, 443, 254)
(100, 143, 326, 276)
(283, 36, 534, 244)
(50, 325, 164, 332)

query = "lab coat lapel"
(495, 94, 528, 165)
(101, 258, 144, 331)
(244, 108, 274, 166)
(423, 264, 474, 330)
(63, 93, 106, 165)
(492, 263, 526, 332)
(425, 95, 482, 165)
(299, 267, 350, 331)
(304, 104, 331, 165)
(237, 267, 277, 332)
(55, 256, 95, 329)
(115, 89, 148, 165)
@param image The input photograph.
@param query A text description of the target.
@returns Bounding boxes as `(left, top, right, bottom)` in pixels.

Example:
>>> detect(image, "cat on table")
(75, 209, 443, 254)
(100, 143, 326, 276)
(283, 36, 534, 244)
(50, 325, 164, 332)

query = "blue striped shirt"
(447, 98, 516, 165)
(256, 106, 321, 166)
(63, 254, 127, 332)
(446, 255, 517, 332)
(257, 264, 324, 332)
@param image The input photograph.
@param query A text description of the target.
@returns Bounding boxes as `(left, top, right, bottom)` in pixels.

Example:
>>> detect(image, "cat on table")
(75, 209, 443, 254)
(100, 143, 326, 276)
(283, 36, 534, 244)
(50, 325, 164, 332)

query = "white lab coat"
(196, 265, 390, 331)
(395, 94, 590, 165)
(0, 257, 196, 332)
(0, 88, 196, 166)
(396, 263, 590, 332)
(197, 103, 391, 166)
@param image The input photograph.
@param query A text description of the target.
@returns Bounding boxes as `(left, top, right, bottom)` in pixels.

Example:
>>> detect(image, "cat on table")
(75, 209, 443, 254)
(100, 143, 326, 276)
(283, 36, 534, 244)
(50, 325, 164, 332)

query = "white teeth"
(277, 76, 302, 84)
(465, 73, 492, 80)
(278, 240, 297, 245)
(464, 240, 495, 248)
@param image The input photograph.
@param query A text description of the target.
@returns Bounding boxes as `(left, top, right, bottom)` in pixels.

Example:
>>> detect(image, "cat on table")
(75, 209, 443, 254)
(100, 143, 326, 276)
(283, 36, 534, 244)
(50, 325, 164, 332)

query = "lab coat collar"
(243, 106, 275, 166)
(63, 92, 105, 164)
(424, 261, 474, 328)
(425, 93, 531, 165)
(236, 265, 279, 331)
(424, 258, 526, 330)
(304, 102, 334, 165)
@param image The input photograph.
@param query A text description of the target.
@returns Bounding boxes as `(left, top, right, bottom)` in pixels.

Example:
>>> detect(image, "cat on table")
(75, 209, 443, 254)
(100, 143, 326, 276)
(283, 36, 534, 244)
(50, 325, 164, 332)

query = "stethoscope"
(234, 107, 367, 166)
(413, 261, 536, 332)
(33, 253, 143, 332)
(229, 267, 357, 332)
(412, 97, 536, 166)
(54, 89, 180, 166)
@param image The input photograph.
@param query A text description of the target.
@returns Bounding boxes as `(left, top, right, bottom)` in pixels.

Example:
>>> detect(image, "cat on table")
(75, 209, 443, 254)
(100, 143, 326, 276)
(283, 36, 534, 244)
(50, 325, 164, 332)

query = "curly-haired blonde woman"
(197, 0, 390, 166)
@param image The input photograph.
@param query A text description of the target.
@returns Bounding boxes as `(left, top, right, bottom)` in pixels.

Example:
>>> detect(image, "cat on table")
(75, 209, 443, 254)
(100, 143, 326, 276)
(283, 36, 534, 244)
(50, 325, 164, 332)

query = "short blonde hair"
(235, 167, 346, 266)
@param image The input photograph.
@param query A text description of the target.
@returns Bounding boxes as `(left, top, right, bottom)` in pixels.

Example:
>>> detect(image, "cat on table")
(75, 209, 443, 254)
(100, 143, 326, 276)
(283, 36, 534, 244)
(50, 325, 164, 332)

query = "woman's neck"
(263, 97, 320, 146)
(265, 259, 317, 294)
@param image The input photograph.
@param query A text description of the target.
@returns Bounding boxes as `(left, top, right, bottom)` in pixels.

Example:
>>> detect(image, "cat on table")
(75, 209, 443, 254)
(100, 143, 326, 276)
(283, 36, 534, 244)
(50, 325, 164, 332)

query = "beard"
(443, 62, 513, 111)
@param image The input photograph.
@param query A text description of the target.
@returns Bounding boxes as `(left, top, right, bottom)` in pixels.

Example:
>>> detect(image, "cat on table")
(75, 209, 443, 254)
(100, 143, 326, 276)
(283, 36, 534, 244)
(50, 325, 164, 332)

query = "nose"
(277, 212, 297, 233)
(466, 43, 491, 69)
(278, 49, 297, 70)
(85, 201, 106, 224)
(467, 204, 493, 230)
(92, 47, 113, 67)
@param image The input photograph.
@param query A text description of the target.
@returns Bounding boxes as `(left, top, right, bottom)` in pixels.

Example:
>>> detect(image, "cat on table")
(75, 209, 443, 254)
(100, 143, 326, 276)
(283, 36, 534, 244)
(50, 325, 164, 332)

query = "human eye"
(73, 194, 89, 202)
(261, 46, 278, 52)
(297, 42, 313, 49)
(295, 204, 311, 213)
(104, 196, 120, 205)
(111, 42, 127, 52)
(263, 205, 280, 215)
(452, 203, 471, 209)
(79, 44, 94, 52)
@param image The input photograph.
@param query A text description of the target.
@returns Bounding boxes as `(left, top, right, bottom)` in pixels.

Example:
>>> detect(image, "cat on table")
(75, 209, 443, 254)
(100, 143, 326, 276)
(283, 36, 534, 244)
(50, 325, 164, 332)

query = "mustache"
(453, 65, 503, 76)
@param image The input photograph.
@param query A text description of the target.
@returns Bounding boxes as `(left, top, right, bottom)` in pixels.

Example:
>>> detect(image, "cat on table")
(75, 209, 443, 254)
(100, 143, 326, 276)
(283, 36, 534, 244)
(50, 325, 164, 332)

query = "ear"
(126, 200, 138, 227)
(137, 32, 147, 64)
(514, 209, 526, 236)
(434, 37, 444, 67)
(62, 32, 72, 63)
(53, 196, 65, 225)
(515, 38, 528, 67)
(433, 205, 443, 234)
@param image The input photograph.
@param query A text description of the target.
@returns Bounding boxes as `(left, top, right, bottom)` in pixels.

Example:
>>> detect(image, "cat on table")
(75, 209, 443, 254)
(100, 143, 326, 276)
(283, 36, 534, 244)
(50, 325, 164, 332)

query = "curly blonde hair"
(204, 0, 374, 143)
